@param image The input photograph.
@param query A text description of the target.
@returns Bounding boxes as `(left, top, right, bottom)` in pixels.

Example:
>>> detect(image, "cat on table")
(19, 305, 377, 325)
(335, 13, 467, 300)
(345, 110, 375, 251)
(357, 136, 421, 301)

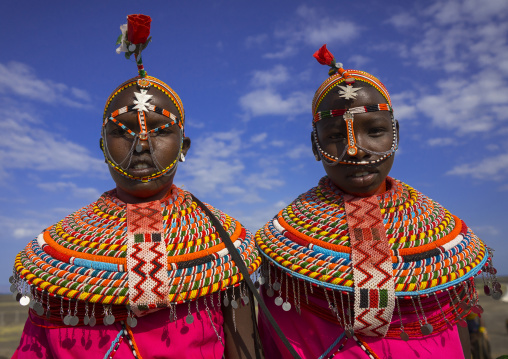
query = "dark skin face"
(312, 84, 399, 196)
(103, 86, 190, 204)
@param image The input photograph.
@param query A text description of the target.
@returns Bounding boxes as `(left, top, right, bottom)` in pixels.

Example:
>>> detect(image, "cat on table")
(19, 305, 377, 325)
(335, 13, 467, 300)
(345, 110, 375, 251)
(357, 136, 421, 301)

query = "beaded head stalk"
(101, 14, 186, 183)
(312, 44, 398, 166)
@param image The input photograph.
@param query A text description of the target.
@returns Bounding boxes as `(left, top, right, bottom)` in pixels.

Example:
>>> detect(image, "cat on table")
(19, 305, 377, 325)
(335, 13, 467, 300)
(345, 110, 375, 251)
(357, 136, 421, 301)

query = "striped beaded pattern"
(256, 176, 488, 337)
(312, 71, 392, 115)
(103, 76, 185, 127)
(13, 185, 260, 324)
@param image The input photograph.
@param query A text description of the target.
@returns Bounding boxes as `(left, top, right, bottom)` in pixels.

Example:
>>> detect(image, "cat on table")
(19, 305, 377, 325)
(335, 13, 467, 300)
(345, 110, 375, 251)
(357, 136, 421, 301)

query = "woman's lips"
(128, 161, 157, 176)
(346, 169, 377, 187)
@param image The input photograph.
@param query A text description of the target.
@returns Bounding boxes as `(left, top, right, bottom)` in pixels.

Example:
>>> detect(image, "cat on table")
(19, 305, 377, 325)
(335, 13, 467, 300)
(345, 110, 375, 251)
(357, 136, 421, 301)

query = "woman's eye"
(329, 133, 346, 140)
(156, 128, 173, 136)
(110, 128, 127, 136)
(368, 127, 387, 136)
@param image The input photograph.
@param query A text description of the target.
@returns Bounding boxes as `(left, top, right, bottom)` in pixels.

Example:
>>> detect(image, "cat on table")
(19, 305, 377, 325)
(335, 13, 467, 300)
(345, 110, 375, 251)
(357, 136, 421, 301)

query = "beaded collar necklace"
(10, 185, 261, 327)
(256, 176, 501, 342)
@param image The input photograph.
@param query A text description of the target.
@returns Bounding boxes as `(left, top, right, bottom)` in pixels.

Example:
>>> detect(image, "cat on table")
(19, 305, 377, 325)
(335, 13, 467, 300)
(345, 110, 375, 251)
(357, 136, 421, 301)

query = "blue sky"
(1, 0, 507, 291)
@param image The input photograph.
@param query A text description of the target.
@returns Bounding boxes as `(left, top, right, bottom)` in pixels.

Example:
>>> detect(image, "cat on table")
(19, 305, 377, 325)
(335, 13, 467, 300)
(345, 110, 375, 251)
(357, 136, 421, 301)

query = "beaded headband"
(312, 45, 396, 165)
(102, 15, 186, 182)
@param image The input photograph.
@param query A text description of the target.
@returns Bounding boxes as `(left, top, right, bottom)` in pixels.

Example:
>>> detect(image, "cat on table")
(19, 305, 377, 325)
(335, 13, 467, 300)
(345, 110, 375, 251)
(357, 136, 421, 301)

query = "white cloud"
(262, 5, 362, 59)
(37, 182, 101, 200)
(385, 13, 418, 29)
(348, 55, 370, 69)
(286, 144, 310, 159)
(178, 130, 285, 203)
(427, 137, 457, 147)
(245, 34, 268, 48)
(250, 65, 290, 88)
(383, 0, 508, 137)
(239, 89, 310, 117)
(0, 62, 93, 108)
(251, 133, 268, 143)
(0, 108, 107, 179)
(446, 153, 508, 180)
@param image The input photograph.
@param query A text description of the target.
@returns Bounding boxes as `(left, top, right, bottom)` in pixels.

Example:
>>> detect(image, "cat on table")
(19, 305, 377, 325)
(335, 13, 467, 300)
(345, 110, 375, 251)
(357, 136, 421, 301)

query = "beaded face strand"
(101, 79, 184, 182)
(312, 104, 398, 166)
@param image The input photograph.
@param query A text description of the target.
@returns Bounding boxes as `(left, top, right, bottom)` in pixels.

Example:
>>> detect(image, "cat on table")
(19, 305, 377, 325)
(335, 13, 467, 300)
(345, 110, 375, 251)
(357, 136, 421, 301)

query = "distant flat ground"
(1, 285, 507, 358)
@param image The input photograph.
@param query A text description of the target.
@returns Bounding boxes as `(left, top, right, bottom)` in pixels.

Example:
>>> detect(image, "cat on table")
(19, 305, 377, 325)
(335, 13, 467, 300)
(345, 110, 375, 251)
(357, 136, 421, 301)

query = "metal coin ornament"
(29, 299, 35, 309)
(83, 315, 90, 326)
(266, 288, 274, 297)
(70, 316, 79, 326)
(472, 305, 484, 314)
(492, 291, 502, 300)
(64, 315, 71, 325)
(223, 296, 229, 307)
(254, 281, 260, 289)
(34, 302, 44, 316)
(186, 314, 194, 324)
(15, 293, 22, 302)
(400, 331, 409, 341)
(272, 282, 281, 291)
(19, 296, 30, 306)
(258, 276, 266, 285)
(9, 276, 14, 284)
(103, 316, 109, 326)
(282, 302, 291, 311)
(89, 317, 96, 327)
(274, 297, 283, 306)
(136, 143, 143, 153)
(421, 323, 433, 336)
(345, 328, 354, 338)
(231, 300, 239, 309)
(242, 296, 250, 305)
(10, 284, 16, 293)
(127, 316, 138, 328)
(107, 314, 116, 325)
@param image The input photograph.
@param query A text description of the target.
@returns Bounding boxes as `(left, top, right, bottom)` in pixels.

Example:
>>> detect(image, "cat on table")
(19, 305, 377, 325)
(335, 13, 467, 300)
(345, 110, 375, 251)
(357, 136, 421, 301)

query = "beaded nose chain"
(102, 79, 184, 183)
(312, 105, 398, 166)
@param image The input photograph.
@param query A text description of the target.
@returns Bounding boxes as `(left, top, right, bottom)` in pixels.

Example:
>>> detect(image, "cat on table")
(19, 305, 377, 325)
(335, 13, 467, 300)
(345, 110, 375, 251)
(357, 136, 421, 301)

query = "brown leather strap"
(192, 195, 301, 359)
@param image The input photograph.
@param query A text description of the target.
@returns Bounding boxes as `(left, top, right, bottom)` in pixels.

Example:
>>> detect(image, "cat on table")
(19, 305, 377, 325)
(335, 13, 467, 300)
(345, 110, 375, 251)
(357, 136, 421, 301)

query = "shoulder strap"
(192, 195, 302, 359)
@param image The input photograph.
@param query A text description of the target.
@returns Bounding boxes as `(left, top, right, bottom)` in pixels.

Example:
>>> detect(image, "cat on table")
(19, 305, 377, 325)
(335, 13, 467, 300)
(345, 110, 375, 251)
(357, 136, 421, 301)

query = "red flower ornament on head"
(127, 14, 152, 44)
(313, 44, 335, 66)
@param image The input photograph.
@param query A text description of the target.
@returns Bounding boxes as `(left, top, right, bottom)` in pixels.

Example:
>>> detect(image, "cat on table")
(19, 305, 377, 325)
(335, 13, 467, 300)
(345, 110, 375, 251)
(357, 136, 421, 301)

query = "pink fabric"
(258, 290, 465, 359)
(13, 299, 224, 359)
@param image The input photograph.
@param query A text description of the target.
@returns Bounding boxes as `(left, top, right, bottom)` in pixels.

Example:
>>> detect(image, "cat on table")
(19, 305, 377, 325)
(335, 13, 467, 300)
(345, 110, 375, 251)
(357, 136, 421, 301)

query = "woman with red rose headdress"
(10, 15, 262, 359)
(255, 44, 501, 358)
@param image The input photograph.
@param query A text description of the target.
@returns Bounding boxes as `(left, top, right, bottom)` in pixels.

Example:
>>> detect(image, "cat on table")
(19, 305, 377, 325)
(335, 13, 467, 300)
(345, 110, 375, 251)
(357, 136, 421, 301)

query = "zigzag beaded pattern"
(256, 176, 487, 296)
(13, 185, 261, 324)
(344, 195, 395, 337)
